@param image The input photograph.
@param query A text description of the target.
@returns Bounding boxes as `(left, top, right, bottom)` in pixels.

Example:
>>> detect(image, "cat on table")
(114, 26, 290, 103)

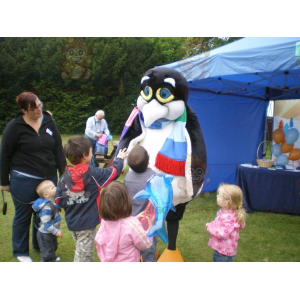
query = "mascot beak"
(142, 100, 168, 127)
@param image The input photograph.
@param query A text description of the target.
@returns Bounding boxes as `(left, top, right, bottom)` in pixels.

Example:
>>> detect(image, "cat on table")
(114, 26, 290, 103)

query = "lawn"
(0, 134, 300, 262)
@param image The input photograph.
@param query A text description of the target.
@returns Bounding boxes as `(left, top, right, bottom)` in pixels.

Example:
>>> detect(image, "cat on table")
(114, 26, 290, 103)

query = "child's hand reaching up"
(117, 148, 129, 160)
(136, 213, 155, 232)
(55, 230, 63, 238)
(147, 216, 155, 230)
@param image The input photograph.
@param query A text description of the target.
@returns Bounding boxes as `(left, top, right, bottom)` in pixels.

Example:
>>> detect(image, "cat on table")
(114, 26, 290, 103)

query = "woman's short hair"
(99, 181, 132, 220)
(64, 136, 91, 165)
(16, 92, 39, 114)
(127, 145, 149, 173)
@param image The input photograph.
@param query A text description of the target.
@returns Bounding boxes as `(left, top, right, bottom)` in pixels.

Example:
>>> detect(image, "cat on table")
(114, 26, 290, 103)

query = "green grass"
(1, 134, 300, 262)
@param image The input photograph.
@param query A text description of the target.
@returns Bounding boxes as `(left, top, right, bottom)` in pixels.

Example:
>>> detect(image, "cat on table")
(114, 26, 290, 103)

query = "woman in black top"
(0, 92, 66, 262)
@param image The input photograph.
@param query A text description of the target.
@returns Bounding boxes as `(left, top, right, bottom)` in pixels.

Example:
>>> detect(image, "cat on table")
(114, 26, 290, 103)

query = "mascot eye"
(141, 86, 153, 101)
(78, 49, 84, 55)
(156, 88, 175, 103)
(68, 49, 74, 55)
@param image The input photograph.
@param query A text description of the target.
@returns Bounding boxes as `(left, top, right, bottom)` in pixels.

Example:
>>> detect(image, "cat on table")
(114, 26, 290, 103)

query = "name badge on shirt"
(46, 128, 53, 136)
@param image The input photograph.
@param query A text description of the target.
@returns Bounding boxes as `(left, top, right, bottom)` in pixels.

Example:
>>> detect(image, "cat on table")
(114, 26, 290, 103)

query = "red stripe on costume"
(155, 153, 185, 176)
(101, 166, 118, 187)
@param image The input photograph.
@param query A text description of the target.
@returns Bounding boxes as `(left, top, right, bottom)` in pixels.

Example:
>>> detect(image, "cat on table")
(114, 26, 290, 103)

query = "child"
(95, 181, 154, 262)
(205, 183, 246, 262)
(124, 145, 158, 262)
(55, 136, 128, 262)
(32, 180, 62, 262)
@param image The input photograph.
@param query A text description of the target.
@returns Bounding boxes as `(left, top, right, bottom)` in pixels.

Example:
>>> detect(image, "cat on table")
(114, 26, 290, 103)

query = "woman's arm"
(51, 120, 67, 176)
(0, 121, 17, 186)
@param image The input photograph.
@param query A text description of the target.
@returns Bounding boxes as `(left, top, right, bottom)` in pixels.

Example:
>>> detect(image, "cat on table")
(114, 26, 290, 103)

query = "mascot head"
(137, 67, 189, 127)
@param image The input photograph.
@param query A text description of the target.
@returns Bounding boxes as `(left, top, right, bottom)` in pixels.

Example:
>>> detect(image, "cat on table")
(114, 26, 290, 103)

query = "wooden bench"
(95, 141, 119, 168)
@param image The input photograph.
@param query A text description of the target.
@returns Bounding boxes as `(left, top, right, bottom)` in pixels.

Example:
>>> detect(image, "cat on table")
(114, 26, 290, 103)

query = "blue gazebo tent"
(159, 37, 300, 192)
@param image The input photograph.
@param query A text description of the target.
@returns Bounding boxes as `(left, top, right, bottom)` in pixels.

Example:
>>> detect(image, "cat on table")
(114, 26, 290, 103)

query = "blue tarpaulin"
(159, 37, 300, 192)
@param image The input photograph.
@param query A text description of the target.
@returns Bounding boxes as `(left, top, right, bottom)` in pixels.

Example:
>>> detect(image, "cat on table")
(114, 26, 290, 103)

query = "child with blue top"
(32, 180, 62, 262)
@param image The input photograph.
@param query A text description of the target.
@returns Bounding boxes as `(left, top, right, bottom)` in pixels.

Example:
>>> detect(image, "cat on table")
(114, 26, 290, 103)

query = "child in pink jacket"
(95, 181, 154, 262)
(206, 183, 246, 262)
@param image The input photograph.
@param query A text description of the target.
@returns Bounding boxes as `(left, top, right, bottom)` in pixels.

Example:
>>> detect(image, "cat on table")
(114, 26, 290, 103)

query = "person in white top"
(84, 110, 110, 167)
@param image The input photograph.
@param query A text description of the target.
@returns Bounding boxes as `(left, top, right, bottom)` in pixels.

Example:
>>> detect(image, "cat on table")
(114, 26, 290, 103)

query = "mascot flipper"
(117, 68, 207, 261)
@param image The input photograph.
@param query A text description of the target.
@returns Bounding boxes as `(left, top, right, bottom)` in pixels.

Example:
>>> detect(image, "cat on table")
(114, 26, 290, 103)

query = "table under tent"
(159, 37, 300, 192)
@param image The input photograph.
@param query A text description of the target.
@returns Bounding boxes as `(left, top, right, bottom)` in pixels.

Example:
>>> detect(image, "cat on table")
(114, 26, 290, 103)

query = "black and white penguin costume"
(117, 67, 207, 255)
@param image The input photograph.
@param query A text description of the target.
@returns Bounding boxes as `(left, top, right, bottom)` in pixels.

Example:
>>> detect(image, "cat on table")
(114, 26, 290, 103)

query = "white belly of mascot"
(128, 117, 194, 207)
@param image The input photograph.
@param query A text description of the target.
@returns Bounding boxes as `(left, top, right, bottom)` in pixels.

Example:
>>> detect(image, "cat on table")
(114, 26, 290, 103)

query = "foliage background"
(0, 37, 240, 134)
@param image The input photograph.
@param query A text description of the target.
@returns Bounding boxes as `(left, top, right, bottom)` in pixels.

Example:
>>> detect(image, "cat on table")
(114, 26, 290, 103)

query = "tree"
(181, 37, 242, 58)
(0, 37, 238, 134)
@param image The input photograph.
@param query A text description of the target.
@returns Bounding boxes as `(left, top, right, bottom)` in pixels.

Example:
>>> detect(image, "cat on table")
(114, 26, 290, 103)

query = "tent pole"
(263, 87, 269, 158)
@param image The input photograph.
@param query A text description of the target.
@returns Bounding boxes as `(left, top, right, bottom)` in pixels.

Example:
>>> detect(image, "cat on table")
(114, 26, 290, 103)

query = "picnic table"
(96, 141, 119, 168)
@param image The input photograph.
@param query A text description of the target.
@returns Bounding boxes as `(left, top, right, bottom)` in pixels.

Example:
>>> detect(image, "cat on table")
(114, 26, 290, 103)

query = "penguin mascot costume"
(117, 67, 207, 261)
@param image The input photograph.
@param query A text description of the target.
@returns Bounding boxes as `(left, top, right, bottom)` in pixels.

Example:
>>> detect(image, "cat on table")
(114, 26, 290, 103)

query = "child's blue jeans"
(141, 236, 158, 262)
(213, 250, 235, 262)
(37, 231, 58, 262)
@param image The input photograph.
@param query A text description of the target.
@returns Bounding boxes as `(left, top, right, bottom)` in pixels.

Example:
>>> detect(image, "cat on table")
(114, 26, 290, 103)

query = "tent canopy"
(159, 37, 300, 192)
